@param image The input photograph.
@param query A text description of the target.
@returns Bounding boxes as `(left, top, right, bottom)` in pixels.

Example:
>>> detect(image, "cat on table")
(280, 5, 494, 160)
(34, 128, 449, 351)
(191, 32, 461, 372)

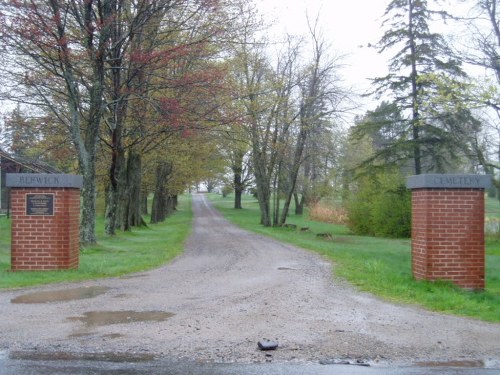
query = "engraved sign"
(407, 174, 492, 189)
(26, 194, 54, 216)
(6, 174, 83, 188)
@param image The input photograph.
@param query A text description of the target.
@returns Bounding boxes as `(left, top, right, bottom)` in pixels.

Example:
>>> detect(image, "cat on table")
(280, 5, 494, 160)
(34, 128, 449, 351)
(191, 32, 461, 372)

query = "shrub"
(345, 169, 411, 238)
(221, 184, 233, 198)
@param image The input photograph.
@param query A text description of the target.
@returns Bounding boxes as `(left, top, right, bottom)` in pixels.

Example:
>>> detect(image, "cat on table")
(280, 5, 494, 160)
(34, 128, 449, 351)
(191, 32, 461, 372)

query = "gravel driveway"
(0, 193, 499, 367)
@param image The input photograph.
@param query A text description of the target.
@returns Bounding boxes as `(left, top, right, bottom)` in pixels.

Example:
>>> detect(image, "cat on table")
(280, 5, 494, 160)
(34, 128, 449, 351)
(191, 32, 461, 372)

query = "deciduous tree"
(0, 0, 114, 243)
(277, 19, 346, 226)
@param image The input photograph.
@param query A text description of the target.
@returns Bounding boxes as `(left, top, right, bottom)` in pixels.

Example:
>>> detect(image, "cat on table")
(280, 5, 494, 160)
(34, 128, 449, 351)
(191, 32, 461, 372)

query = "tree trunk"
(165, 195, 176, 216)
(258, 188, 272, 227)
(409, 0, 422, 175)
(81, 0, 113, 243)
(80, 164, 97, 244)
(122, 151, 146, 230)
(141, 191, 149, 215)
(254, 168, 272, 226)
(253, 157, 272, 226)
(272, 161, 284, 226)
(233, 149, 244, 209)
(234, 189, 243, 209)
(151, 162, 173, 224)
(77, 89, 101, 244)
(105, 144, 125, 236)
(67, 40, 103, 245)
(294, 192, 304, 215)
(279, 127, 307, 225)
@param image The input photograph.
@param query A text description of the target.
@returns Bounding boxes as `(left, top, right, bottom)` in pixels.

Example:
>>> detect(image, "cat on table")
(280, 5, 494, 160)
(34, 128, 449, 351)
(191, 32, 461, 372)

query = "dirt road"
(0, 194, 499, 367)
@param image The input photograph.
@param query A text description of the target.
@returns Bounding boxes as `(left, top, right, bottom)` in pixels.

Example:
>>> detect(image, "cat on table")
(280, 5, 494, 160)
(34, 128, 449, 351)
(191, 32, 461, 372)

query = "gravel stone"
(258, 340, 278, 351)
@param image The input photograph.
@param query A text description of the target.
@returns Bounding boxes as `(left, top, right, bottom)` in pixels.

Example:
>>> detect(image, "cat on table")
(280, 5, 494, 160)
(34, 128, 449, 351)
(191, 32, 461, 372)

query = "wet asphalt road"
(1, 355, 500, 375)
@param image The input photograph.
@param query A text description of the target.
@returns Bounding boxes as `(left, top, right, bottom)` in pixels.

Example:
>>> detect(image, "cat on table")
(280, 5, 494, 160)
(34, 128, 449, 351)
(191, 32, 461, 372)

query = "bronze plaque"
(26, 194, 54, 216)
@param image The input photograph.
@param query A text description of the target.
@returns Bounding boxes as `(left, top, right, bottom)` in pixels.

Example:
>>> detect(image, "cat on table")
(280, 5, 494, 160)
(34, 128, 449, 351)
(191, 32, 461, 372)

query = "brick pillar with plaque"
(406, 174, 492, 290)
(6, 174, 82, 270)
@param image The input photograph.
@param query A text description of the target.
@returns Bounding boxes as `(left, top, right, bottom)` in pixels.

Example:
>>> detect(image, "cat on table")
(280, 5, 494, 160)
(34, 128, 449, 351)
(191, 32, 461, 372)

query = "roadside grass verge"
(0, 195, 192, 289)
(209, 193, 500, 323)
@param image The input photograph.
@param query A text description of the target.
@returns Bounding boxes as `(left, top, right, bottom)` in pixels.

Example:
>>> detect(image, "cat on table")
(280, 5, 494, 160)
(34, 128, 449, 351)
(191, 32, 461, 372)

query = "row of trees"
(1, 0, 499, 239)
(1, 0, 348, 233)
(0, 0, 247, 242)
(223, 12, 350, 227)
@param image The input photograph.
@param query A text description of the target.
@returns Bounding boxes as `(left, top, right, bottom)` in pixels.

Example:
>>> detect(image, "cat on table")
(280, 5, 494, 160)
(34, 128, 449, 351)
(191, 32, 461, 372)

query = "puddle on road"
(415, 360, 485, 368)
(11, 286, 111, 304)
(68, 310, 174, 327)
(68, 332, 124, 339)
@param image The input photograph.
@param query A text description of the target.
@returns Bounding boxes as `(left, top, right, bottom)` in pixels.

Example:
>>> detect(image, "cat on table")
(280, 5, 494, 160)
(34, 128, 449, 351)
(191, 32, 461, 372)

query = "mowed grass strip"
(209, 193, 500, 323)
(0, 195, 192, 289)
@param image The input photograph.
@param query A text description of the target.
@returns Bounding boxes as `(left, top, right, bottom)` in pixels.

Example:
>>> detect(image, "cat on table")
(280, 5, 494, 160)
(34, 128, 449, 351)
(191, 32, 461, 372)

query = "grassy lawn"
(209, 193, 500, 323)
(0, 195, 192, 289)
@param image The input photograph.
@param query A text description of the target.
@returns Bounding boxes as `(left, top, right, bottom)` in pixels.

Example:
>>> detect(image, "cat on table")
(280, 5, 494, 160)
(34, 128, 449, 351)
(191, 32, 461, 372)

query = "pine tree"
(371, 0, 470, 174)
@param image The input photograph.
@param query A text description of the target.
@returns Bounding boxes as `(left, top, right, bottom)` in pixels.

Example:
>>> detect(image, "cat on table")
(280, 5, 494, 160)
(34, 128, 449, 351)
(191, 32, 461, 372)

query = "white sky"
(255, 0, 477, 120)
(256, 0, 389, 96)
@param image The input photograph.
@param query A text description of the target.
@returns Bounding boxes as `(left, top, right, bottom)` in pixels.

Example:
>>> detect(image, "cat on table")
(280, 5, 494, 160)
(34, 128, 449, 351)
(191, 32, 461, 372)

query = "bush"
(221, 185, 233, 198)
(345, 169, 411, 238)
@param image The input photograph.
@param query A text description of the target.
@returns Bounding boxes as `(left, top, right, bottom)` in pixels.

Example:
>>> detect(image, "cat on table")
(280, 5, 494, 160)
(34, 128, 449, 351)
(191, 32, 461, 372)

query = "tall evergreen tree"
(371, 0, 469, 174)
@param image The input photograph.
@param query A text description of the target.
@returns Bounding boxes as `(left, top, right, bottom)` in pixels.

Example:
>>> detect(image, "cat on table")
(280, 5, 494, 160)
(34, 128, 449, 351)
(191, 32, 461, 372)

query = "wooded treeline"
(0, 0, 499, 240)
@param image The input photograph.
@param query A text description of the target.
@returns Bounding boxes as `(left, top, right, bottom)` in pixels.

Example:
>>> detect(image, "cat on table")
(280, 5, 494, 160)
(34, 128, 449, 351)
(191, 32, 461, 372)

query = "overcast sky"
(256, 0, 389, 93)
(255, 0, 477, 119)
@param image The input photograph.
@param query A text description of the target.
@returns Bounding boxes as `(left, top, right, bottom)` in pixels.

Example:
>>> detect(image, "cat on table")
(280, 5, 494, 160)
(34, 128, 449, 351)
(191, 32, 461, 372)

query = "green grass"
(0, 195, 192, 289)
(209, 193, 500, 323)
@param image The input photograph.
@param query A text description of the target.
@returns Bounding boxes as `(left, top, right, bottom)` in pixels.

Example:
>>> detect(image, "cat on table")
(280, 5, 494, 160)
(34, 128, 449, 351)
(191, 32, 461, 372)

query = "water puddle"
(68, 331, 125, 339)
(11, 286, 111, 304)
(277, 267, 297, 271)
(68, 310, 174, 327)
(415, 360, 485, 368)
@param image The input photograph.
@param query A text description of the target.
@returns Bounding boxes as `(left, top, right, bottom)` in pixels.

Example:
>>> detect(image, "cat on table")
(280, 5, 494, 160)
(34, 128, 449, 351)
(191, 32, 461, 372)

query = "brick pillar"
(6, 174, 82, 271)
(407, 174, 492, 290)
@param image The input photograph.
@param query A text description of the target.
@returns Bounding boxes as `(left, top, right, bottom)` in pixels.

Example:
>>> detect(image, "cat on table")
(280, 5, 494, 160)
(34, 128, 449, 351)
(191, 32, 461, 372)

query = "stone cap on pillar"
(406, 174, 492, 190)
(6, 174, 83, 188)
